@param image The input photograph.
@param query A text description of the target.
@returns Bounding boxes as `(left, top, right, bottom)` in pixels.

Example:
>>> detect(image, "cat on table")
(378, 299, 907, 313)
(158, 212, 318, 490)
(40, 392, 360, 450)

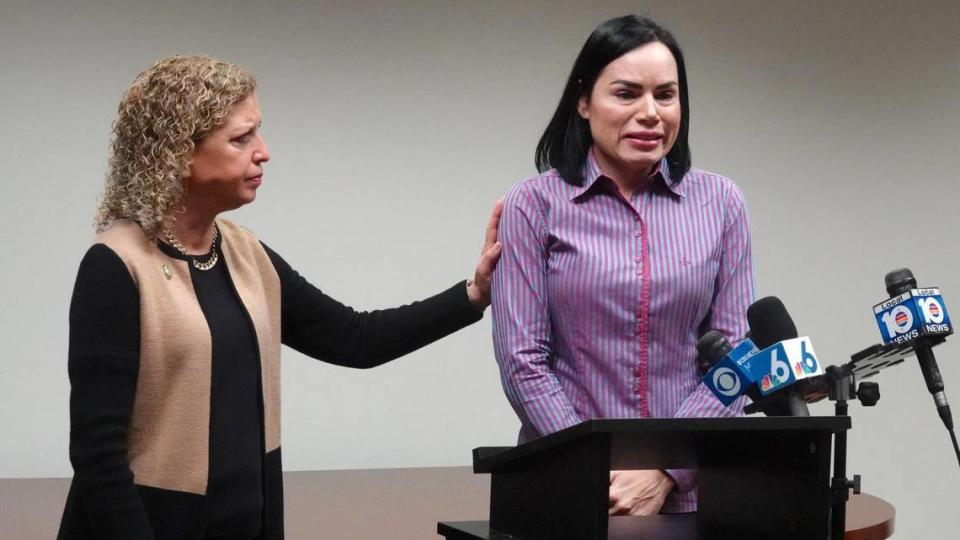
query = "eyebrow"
(609, 79, 678, 90)
(231, 120, 262, 134)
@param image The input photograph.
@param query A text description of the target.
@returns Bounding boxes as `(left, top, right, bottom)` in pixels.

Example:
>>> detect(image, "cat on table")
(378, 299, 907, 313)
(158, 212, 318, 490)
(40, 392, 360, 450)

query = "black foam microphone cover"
(746, 296, 799, 348)
(885, 267, 917, 297)
(697, 330, 732, 364)
(696, 330, 732, 376)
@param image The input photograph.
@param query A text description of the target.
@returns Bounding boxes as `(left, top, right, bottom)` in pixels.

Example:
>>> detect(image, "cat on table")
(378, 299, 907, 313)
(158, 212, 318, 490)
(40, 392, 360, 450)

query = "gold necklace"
(163, 223, 220, 271)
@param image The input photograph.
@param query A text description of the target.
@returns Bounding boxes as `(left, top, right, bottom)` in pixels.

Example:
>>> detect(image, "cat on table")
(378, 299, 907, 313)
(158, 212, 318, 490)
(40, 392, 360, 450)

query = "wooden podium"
(437, 417, 893, 540)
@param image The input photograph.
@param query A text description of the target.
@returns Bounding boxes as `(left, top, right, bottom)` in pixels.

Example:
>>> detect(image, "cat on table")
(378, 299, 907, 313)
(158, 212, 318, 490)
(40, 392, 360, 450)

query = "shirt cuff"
(664, 468, 696, 494)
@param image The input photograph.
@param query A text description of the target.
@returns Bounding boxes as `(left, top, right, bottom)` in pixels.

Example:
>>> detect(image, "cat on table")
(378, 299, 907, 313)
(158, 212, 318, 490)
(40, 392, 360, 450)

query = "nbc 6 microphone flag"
(750, 337, 823, 396)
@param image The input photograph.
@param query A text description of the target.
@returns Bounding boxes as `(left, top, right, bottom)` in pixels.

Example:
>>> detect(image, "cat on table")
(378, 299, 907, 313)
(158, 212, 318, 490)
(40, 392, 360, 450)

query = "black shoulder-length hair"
(535, 15, 691, 186)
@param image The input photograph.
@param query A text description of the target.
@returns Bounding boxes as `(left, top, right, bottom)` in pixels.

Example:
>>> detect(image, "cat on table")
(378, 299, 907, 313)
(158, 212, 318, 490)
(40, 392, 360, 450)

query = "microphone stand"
(850, 336, 960, 468)
(826, 365, 880, 540)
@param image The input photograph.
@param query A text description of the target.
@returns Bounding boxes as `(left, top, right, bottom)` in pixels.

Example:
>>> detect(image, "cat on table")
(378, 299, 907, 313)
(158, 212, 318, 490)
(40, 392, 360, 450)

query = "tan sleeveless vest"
(94, 218, 281, 495)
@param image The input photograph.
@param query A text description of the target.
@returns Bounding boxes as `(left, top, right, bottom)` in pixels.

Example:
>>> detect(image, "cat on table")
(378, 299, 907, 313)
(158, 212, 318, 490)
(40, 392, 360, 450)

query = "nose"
(634, 94, 659, 125)
(254, 133, 270, 164)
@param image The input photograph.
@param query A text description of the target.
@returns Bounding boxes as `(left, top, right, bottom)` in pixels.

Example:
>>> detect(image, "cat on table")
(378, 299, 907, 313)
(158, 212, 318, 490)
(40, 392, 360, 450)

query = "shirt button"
(634, 230, 642, 238)
(635, 256, 642, 263)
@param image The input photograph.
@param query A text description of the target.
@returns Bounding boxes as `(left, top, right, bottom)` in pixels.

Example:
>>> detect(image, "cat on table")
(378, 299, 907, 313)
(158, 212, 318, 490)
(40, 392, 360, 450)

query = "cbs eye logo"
(711, 367, 742, 397)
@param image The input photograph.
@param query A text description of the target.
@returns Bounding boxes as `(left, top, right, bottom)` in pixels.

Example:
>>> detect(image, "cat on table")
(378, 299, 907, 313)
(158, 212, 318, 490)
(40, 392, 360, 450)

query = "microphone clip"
(824, 364, 881, 408)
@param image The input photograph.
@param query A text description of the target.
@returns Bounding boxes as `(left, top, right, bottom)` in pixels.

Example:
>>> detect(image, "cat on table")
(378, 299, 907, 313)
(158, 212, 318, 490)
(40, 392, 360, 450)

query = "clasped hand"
(608, 469, 675, 516)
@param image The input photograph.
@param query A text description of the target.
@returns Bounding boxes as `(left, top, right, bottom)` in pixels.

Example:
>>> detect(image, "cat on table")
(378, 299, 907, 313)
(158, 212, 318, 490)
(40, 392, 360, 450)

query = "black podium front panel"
(456, 417, 848, 540)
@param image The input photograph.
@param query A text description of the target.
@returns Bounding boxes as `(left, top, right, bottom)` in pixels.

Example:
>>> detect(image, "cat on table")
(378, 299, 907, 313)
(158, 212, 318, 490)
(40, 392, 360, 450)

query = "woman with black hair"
(492, 15, 755, 516)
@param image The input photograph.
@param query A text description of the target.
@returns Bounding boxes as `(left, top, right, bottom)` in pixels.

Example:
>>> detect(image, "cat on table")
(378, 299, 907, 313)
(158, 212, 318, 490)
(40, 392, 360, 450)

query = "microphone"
(697, 330, 732, 377)
(697, 330, 761, 407)
(744, 297, 826, 417)
(747, 296, 798, 349)
(877, 268, 954, 431)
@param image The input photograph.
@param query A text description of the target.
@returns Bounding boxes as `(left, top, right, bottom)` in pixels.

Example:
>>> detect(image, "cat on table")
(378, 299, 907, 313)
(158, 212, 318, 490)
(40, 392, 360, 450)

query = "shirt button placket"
(633, 217, 645, 404)
(634, 216, 643, 275)
(634, 220, 643, 339)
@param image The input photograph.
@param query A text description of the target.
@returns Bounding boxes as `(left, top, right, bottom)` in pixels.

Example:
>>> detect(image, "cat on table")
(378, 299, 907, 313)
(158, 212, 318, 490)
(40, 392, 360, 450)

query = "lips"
(625, 131, 662, 141)
(624, 132, 662, 150)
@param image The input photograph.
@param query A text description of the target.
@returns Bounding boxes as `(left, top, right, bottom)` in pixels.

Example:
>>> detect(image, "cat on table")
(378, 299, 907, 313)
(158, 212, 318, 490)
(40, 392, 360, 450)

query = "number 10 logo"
(875, 288, 952, 344)
(880, 304, 915, 338)
(919, 297, 945, 324)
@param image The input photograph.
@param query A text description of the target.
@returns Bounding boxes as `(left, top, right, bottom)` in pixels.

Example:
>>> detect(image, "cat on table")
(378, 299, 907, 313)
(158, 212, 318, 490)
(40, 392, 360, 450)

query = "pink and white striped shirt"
(491, 149, 756, 512)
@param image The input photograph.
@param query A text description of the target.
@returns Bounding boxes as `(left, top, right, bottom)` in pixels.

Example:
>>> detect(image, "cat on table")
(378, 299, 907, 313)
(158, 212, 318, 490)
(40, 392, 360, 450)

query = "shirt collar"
(567, 147, 606, 200)
(659, 159, 686, 198)
(570, 147, 686, 201)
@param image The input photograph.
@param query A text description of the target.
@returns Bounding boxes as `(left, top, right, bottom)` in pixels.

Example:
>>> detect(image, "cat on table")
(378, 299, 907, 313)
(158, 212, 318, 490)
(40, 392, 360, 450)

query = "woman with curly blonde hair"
(58, 55, 502, 540)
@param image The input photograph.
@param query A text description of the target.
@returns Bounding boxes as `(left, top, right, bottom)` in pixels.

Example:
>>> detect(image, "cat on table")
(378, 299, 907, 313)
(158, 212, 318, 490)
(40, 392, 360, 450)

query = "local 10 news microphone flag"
(873, 268, 955, 431)
(874, 280, 953, 346)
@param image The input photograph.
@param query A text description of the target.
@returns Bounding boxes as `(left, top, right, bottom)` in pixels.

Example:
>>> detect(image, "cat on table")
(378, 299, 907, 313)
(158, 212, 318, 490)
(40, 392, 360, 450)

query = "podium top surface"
(474, 416, 850, 472)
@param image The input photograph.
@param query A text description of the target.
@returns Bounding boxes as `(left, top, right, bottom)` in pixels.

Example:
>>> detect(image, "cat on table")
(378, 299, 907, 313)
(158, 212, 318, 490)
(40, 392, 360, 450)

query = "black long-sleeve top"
(59, 237, 482, 540)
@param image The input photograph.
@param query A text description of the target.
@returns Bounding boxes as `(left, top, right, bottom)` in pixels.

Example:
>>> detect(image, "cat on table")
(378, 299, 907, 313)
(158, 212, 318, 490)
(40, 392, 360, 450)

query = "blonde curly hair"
(96, 55, 257, 237)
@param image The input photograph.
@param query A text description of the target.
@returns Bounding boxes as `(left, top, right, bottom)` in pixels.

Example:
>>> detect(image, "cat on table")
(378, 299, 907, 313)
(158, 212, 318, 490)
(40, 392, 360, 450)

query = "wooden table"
(0, 469, 892, 539)
(439, 491, 894, 540)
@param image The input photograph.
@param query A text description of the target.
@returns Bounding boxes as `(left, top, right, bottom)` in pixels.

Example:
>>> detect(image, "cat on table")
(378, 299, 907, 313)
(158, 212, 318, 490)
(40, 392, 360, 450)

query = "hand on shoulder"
(467, 198, 504, 310)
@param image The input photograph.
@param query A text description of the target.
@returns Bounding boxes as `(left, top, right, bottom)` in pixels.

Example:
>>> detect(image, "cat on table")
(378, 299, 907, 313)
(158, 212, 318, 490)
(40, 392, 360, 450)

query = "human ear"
(577, 94, 590, 120)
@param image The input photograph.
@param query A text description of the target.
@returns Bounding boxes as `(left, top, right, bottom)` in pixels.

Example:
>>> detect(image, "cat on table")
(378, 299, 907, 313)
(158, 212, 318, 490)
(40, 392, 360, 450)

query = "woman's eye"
(657, 91, 676, 101)
(615, 90, 634, 100)
(233, 133, 253, 144)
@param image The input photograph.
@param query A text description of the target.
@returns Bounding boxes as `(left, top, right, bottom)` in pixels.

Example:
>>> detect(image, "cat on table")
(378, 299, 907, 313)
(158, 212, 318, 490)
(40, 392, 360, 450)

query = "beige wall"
(1, 1, 957, 538)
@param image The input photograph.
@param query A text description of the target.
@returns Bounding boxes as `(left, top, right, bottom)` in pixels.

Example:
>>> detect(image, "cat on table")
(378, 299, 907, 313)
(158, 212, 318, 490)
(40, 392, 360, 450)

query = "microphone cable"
(949, 427, 960, 469)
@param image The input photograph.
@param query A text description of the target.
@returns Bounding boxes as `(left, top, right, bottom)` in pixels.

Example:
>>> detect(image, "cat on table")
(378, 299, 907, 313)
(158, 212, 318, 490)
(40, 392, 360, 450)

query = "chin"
(620, 155, 660, 173)
(223, 195, 256, 211)
(617, 147, 661, 164)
